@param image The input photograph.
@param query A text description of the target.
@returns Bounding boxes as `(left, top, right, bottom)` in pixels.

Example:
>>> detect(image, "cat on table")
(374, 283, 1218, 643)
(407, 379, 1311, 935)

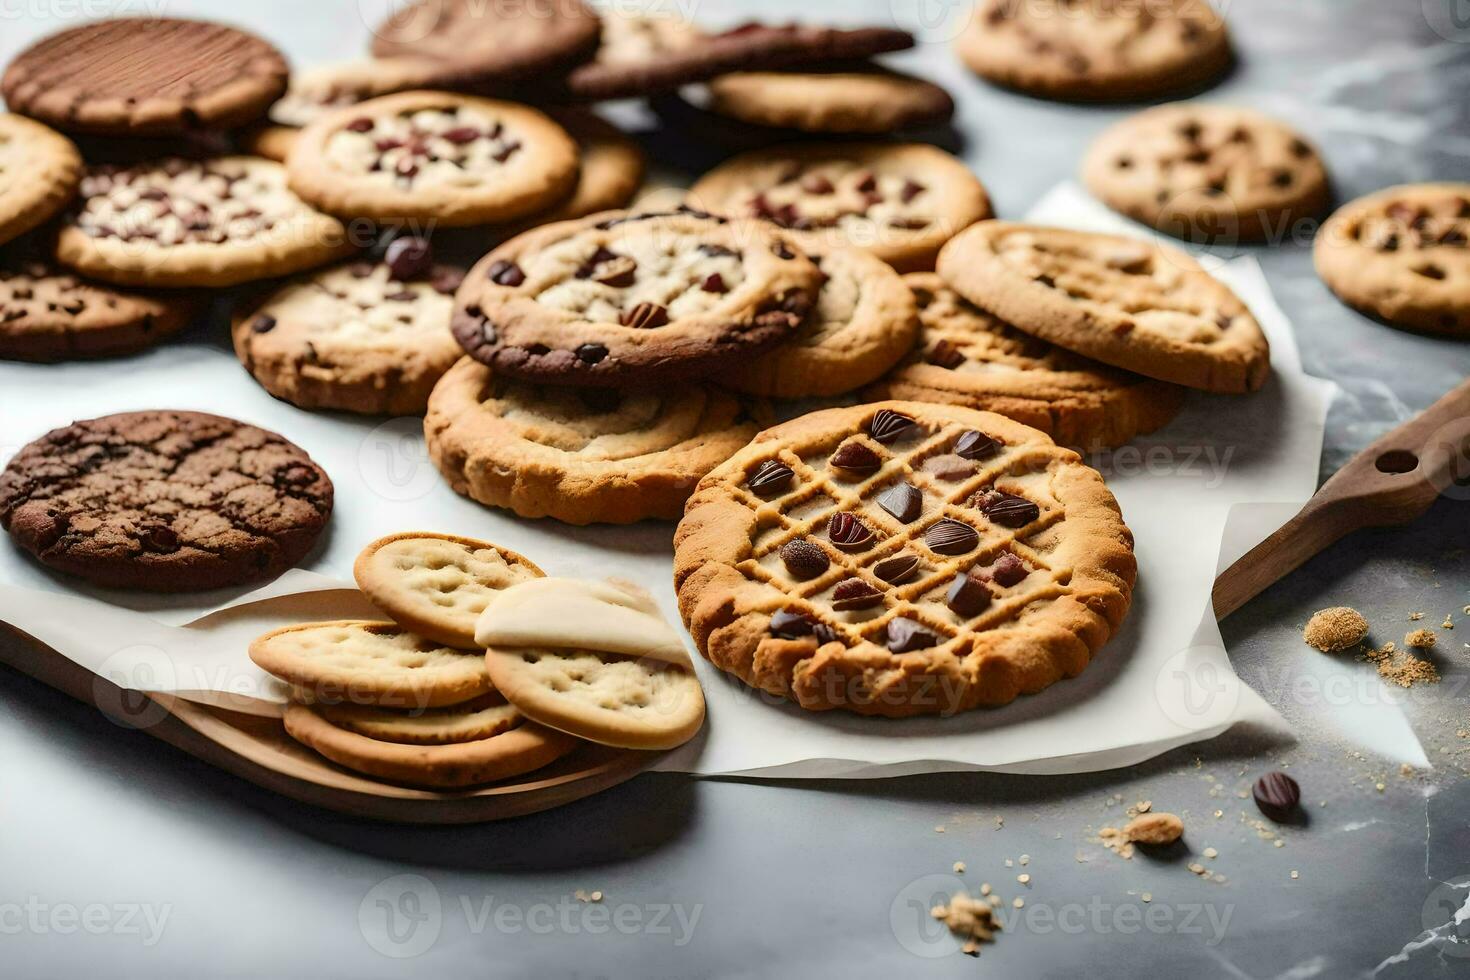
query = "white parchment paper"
(0, 183, 1336, 777)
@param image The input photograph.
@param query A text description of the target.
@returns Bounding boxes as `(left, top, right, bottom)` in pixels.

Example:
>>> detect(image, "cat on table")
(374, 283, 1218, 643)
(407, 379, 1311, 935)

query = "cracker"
(315, 694, 518, 746)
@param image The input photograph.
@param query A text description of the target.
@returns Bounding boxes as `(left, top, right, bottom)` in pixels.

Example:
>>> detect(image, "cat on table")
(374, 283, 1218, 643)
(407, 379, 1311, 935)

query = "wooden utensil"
(1214, 377, 1470, 619)
(0, 624, 660, 823)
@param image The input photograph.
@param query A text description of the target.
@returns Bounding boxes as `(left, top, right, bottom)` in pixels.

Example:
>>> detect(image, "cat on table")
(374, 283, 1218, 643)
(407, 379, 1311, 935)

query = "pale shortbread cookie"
(284, 703, 578, 789)
(315, 694, 519, 745)
(937, 222, 1270, 394)
(707, 68, 954, 135)
(287, 91, 579, 227)
(354, 532, 544, 650)
(476, 579, 706, 751)
(250, 620, 492, 709)
(0, 113, 82, 247)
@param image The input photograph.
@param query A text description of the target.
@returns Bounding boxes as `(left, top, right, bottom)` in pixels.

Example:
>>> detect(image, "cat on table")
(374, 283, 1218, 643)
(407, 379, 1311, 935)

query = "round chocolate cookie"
(689, 142, 992, 273)
(558, 14, 915, 102)
(1, 17, 288, 137)
(452, 209, 823, 388)
(0, 411, 333, 592)
(370, 0, 602, 87)
(0, 249, 200, 362)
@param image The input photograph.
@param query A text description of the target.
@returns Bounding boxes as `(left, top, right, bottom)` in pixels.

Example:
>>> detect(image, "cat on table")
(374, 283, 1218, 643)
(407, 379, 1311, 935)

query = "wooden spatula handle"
(1213, 377, 1470, 620)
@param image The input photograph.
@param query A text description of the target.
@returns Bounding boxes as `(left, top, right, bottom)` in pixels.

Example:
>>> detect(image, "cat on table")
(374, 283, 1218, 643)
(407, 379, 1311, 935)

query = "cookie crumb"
(1141, 892, 1152, 903)
(574, 889, 603, 903)
(954, 861, 966, 873)
(1364, 641, 1440, 687)
(1012, 897, 1024, 909)
(1303, 607, 1369, 652)
(1017, 873, 1031, 885)
(1406, 628, 1437, 649)
(1290, 870, 1299, 880)
(931, 893, 999, 954)
(1203, 847, 1219, 859)
(1123, 811, 1184, 846)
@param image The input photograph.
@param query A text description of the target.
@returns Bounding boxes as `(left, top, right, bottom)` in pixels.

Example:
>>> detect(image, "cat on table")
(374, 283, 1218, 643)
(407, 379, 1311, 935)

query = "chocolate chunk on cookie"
(866, 274, 1184, 450)
(0, 411, 333, 592)
(1314, 182, 1470, 336)
(1084, 104, 1331, 243)
(706, 67, 955, 135)
(0, 246, 200, 363)
(673, 401, 1136, 716)
(56, 156, 353, 288)
(426, 357, 770, 525)
(232, 240, 466, 415)
(957, 0, 1232, 102)
(286, 92, 580, 228)
(452, 209, 822, 388)
(689, 143, 992, 273)
(2, 17, 288, 136)
(937, 223, 1270, 394)
(0, 114, 82, 248)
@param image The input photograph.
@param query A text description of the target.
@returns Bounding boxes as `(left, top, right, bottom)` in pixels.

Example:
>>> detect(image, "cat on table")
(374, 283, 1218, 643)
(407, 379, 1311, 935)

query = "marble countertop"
(2, 1, 1469, 977)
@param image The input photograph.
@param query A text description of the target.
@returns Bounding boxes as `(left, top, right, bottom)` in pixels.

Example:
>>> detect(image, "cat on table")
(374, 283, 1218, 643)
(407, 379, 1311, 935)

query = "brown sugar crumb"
(1124, 812, 1185, 846)
(1406, 628, 1437, 649)
(931, 893, 999, 956)
(1303, 607, 1369, 652)
(1363, 641, 1440, 687)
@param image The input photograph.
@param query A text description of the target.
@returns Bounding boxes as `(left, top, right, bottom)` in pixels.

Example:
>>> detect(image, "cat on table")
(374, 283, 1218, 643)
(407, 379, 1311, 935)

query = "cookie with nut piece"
(0, 411, 332, 592)
(1083, 104, 1331, 243)
(286, 92, 580, 228)
(451, 209, 824, 388)
(957, 0, 1232, 102)
(232, 238, 466, 415)
(937, 222, 1270, 394)
(689, 142, 992, 273)
(673, 402, 1136, 717)
(1314, 182, 1470, 336)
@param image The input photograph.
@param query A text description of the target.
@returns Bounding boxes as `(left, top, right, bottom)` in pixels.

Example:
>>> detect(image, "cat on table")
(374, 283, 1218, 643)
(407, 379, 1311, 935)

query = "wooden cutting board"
(0, 624, 662, 824)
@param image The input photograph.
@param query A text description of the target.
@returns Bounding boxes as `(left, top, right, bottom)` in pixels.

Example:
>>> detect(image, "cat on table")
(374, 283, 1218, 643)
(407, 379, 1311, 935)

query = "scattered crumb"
(1443, 617, 1455, 630)
(1012, 897, 1024, 909)
(1406, 628, 1437, 649)
(1019, 854, 1030, 866)
(1214, 809, 1223, 819)
(1304, 607, 1369, 652)
(1410, 612, 1425, 622)
(1123, 812, 1185, 846)
(931, 893, 999, 956)
(1364, 641, 1440, 687)
(1004, 858, 1013, 868)
(935, 826, 945, 834)
(1376, 782, 1386, 793)
(1141, 892, 1152, 903)
(1017, 874, 1031, 885)
(1290, 870, 1300, 880)
(980, 883, 992, 897)
(1203, 847, 1219, 859)
(574, 890, 603, 903)
(954, 861, 966, 873)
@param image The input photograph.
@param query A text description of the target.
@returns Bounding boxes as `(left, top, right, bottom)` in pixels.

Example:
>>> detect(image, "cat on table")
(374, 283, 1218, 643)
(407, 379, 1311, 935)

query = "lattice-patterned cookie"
(957, 0, 1232, 102)
(284, 701, 577, 789)
(938, 222, 1270, 394)
(55, 156, 352, 288)
(232, 238, 464, 415)
(1083, 104, 1330, 242)
(426, 356, 770, 525)
(287, 92, 579, 228)
(355, 532, 544, 649)
(688, 143, 992, 273)
(250, 621, 493, 709)
(452, 209, 822, 388)
(723, 247, 919, 399)
(673, 402, 1136, 717)
(865, 274, 1184, 449)
(0, 114, 81, 248)
(1314, 183, 1470, 336)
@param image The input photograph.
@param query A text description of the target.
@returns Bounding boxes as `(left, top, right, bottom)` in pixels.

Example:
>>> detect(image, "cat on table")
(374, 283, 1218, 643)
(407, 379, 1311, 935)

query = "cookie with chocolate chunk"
(286, 92, 579, 228)
(0, 411, 333, 592)
(689, 143, 992, 273)
(232, 238, 466, 415)
(452, 209, 823, 387)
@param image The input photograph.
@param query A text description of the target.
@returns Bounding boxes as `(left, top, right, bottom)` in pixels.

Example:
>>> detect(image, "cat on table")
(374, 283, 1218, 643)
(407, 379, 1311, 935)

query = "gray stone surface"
(2, 1, 1469, 977)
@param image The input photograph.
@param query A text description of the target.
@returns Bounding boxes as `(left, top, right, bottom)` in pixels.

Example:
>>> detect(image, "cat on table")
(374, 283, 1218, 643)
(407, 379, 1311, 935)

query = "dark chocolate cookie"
(369, 0, 601, 87)
(451, 209, 823, 388)
(0, 411, 333, 592)
(1, 18, 288, 137)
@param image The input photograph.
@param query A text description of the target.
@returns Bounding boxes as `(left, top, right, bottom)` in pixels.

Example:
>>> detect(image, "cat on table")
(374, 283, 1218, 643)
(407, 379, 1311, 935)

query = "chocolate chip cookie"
(688, 143, 992, 273)
(2, 17, 288, 136)
(0, 248, 200, 362)
(370, 0, 602, 87)
(865, 275, 1185, 449)
(706, 67, 955, 135)
(723, 247, 920, 399)
(957, 0, 1232, 102)
(452, 209, 823, 388)
(0, 114, 82, 248)
(673, 402, 1136, 716)
(56, 156, 353, 288)
(0, 411, 333, 592)
(1083, 104, 1331, 242)
(232, 238, 465, 415)
(556, 13, 914, 102)
(426, 357, 771, 525)
(1314, 183, 1470, 336)
(938, 223, 1270, 394)
(286, 92, 580, 228)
